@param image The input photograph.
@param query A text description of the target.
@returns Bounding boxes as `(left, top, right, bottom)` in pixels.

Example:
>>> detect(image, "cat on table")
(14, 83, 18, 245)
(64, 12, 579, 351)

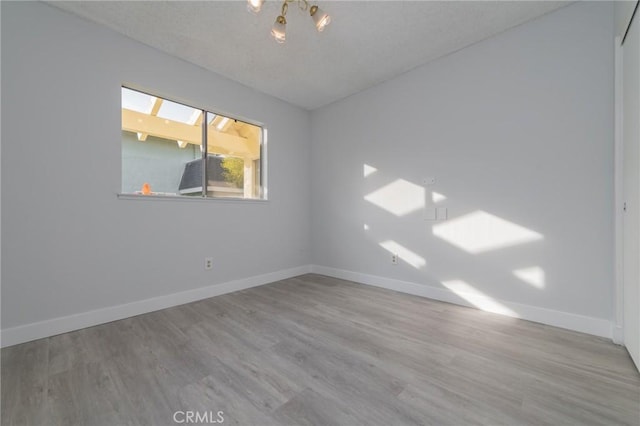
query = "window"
(121, 87, 264, 199)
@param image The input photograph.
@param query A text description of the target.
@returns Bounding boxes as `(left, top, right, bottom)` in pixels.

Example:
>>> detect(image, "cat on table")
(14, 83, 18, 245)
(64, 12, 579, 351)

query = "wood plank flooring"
(2, 274, 639, 425)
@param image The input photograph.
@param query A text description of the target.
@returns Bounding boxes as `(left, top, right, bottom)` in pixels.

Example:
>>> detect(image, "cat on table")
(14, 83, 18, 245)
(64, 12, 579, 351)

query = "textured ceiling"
(49, 1, 570, 110)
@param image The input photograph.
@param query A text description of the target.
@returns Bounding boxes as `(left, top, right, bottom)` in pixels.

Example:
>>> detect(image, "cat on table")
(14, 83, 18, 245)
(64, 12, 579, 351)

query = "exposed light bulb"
(316, 13, 330, 32)
(310, 5, 330, 32)
(271, 15, 286, 44)
(247, 0, 264, 14)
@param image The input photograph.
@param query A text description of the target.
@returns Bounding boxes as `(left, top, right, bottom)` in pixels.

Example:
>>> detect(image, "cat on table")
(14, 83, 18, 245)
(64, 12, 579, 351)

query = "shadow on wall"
(361, 162, 547, 318)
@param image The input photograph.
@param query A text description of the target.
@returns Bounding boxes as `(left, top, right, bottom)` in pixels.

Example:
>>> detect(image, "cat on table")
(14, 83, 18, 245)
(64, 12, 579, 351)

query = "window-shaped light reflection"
(379, 240, 426, 269)
(363, 164, 377, 177)
(433, 210, 543, 254)
(432, 192, 447, 203)
(513, 267, 545, 289)
(364, 179, 425, 217)
(442, 280, 517, 317)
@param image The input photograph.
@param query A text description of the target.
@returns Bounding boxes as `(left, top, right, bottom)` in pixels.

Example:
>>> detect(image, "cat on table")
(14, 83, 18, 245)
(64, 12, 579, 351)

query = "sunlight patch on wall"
(363, 164, 378, 177)
(432, 210, 543, 254)
(364, 179, 425, 217)
(379, 240, 426, 269)
(513, 266, 545, 289)
(441, 280, 518, 317)
(432, 192, 447, 203)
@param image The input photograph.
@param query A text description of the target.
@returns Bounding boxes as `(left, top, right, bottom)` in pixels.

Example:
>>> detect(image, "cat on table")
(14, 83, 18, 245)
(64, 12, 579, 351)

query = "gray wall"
(615, 0, 637, 38)
(310, 2, 615, 320)
(0, 1, 618, 336)
(1, 1, 311, 329)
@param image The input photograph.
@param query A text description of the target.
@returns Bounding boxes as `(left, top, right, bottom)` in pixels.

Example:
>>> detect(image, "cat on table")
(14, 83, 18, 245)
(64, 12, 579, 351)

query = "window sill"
(117, 193, 269, 203)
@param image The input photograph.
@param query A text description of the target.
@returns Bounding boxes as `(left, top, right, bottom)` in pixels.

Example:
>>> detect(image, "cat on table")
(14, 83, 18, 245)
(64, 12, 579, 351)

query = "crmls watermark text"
(173, 410, 224, 424)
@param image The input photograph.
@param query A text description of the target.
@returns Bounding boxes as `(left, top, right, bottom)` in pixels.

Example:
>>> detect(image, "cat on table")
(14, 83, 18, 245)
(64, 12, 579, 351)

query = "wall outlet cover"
(204, 257, 214, 270)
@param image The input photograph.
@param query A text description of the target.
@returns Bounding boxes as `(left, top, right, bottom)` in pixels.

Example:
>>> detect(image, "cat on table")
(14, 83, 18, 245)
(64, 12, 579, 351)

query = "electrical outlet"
(204, 257, 213, 270)
(422, 177, 436, 186)
(391, 253, 399, 265)
(436, 207, 448, 220)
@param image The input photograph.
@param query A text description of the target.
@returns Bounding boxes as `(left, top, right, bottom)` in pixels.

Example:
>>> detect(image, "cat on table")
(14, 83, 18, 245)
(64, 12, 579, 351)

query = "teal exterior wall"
(121, 131, 199, 194)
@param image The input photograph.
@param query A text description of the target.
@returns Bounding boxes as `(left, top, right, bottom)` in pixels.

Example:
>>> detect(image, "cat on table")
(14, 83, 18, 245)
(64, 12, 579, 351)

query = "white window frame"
(118, 86, 267, 202)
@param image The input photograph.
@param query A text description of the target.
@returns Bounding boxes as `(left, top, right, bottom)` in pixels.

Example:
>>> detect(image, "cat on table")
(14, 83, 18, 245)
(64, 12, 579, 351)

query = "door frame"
(614, 35, 624, 345)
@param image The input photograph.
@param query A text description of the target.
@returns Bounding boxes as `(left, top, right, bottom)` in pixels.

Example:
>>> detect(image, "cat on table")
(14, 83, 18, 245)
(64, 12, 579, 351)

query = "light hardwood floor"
(2, 274, 639, 425)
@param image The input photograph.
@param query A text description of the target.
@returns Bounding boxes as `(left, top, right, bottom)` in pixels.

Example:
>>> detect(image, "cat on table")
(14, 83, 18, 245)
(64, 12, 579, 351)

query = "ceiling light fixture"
(248, 0, 331, 44)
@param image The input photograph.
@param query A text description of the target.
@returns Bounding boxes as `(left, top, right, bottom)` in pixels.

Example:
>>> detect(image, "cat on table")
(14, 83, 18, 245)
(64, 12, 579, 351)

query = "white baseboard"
(612, 324, 624, 345)
(310, 265, 613, 339)
(2, 264, 614, 347)
(0, 265, 312, 348)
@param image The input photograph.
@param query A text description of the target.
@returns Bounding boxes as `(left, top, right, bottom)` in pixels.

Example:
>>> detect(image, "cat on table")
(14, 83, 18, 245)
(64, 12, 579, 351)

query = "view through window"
(121, 87, 263, 199)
